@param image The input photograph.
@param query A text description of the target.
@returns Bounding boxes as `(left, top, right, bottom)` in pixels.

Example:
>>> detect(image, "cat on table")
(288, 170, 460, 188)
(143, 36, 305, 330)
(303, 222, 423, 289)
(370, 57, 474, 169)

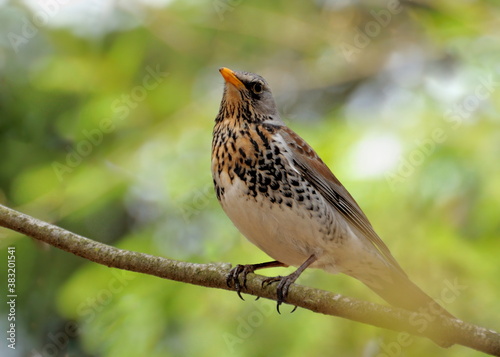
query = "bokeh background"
(1, 0, 500, 356)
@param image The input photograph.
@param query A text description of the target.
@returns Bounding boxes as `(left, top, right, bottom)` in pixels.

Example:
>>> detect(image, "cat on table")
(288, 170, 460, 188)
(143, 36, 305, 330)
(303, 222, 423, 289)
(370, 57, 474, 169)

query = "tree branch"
(1, 203, 499, 356)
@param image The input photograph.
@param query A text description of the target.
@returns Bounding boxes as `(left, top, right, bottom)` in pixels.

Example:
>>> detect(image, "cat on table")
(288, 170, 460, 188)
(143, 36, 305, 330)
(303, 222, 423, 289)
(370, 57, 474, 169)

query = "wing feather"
(278, 126, 406, 275)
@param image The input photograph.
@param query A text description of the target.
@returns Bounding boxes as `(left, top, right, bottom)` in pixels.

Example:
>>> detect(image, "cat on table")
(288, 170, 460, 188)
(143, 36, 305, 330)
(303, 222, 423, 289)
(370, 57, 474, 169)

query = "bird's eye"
(252, 82, 263, 94)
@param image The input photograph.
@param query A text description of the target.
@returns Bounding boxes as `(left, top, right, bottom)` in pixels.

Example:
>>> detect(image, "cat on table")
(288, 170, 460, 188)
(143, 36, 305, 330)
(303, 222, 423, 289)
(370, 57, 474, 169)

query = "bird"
(211, 67, 454, 321)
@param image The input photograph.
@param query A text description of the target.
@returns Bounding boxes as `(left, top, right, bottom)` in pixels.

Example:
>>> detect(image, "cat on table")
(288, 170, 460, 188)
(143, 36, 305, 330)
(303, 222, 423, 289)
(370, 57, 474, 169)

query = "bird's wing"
(277, 125, 406, 276)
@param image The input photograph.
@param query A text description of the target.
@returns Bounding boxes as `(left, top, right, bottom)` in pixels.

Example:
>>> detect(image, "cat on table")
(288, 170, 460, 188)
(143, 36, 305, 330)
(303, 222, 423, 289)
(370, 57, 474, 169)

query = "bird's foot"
(227, 264, 257, 300)
(226, 261, 286, 301)
(262, 275, 298, 314)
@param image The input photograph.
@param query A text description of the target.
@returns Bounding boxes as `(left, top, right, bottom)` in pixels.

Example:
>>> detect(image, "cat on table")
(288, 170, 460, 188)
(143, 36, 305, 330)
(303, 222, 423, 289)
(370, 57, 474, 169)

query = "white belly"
(219, 177, 333, 267)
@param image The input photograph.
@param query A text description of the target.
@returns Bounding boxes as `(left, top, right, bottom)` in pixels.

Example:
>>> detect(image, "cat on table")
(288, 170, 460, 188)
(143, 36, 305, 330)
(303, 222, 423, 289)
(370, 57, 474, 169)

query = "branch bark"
(1, 203, 499, 356)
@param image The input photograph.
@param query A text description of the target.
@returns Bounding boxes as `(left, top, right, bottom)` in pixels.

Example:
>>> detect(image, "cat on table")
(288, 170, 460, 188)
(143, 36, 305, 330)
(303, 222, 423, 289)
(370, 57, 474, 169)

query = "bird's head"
(216, 67, 282, 125)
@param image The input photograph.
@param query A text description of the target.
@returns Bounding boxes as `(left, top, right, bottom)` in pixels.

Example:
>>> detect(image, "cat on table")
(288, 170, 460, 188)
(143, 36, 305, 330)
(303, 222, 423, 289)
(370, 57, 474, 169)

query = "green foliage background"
(1, 0, 499, 356)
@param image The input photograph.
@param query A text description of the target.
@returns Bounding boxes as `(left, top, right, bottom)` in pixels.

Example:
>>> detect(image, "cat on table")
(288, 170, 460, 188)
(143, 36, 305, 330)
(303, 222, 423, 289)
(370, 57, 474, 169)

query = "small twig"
(0, 203, 499, 356)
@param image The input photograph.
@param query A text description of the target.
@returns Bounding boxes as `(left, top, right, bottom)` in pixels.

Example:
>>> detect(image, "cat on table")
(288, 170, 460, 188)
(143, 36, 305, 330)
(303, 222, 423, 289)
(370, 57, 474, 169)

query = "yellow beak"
(219, 67, 245, 89)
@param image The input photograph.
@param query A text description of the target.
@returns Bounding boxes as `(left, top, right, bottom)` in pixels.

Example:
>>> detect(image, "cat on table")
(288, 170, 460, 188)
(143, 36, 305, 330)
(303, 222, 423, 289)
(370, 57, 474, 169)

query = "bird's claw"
(262, 275, 298, 314)
(227, 264, 256, 300)
(227, 263, 299, 313)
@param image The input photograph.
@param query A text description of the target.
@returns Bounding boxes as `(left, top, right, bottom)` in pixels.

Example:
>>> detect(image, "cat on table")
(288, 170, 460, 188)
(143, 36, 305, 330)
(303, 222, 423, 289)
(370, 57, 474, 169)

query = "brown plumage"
(211, 67, 454, 325)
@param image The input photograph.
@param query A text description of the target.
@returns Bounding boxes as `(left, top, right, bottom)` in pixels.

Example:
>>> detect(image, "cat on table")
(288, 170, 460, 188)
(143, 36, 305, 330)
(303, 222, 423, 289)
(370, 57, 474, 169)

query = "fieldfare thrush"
(211, 67, 454, 322)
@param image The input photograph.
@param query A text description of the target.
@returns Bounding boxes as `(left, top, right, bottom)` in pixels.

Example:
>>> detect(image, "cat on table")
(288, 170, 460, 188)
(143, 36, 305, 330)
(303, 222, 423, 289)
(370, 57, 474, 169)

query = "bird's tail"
(355, 269, 455, 347)
(361, 270, 454, 319)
